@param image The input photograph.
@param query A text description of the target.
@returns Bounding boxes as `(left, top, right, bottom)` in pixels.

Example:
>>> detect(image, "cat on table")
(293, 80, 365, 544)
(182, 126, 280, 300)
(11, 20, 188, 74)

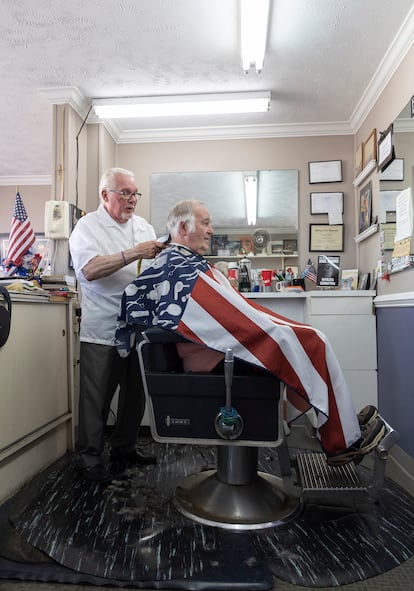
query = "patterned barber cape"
(116, 244, 360, 455)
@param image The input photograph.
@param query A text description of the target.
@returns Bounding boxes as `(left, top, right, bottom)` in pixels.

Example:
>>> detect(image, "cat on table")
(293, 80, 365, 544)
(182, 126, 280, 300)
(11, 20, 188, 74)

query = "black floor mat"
(1, 441, 414, 588)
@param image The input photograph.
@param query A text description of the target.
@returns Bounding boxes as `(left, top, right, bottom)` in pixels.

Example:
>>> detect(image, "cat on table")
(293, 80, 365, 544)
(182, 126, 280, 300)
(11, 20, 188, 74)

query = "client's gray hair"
(99, 167, 135, 199)
(166, 200, 204, 236)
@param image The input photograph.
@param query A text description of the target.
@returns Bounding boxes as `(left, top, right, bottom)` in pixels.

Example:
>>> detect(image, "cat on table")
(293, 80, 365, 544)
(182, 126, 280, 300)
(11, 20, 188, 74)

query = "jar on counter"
(228, 262, 239, 290)
(238, 257, 252, 292)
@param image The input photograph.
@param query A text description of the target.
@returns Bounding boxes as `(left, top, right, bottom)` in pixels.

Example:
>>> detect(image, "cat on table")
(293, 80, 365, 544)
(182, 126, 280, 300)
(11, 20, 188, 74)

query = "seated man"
(116, 199, 384, 466)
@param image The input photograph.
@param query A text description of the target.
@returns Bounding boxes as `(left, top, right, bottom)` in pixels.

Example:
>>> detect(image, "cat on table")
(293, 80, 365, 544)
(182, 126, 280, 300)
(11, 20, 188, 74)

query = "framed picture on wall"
(308, 160, 342, 184)
(310, 192, 344, 214)
(309, 224, 344, 252)
(359, 181, 372, 234)
(363, 129, 377, 167)
(377, 123, 395, 171)
(379, 158, 404, 181)
(355, 143, 364, 176)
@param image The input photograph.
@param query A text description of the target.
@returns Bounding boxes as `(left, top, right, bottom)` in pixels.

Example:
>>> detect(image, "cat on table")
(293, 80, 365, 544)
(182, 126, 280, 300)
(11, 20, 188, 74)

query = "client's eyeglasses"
(108, 189, 142, 200)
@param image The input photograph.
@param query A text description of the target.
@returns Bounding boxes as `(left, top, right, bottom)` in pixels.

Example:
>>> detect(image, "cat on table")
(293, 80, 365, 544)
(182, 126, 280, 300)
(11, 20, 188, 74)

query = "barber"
(69, 167, 166, 482)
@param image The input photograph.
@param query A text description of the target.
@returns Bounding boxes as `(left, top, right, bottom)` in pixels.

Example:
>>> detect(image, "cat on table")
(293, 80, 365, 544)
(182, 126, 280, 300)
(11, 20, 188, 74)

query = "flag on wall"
(6, 192, 36, 266)
(302, 258, 317, 283)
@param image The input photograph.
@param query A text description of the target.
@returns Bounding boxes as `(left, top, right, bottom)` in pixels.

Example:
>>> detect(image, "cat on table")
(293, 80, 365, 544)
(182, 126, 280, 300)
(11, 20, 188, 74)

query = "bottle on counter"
(238, 257, 252, 292)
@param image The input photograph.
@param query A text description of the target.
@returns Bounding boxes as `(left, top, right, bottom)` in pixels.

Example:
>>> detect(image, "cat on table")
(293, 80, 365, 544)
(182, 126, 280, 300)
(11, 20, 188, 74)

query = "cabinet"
(306, 291, 377, 410)
(245, 291, 378, 411)
(0, 296, 75, 502)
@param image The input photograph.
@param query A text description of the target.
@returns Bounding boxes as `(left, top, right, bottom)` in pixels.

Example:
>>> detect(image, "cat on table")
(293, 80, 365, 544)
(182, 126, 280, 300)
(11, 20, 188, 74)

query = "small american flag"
(302, 258, 317, 283)
(6, 192, 36, 266)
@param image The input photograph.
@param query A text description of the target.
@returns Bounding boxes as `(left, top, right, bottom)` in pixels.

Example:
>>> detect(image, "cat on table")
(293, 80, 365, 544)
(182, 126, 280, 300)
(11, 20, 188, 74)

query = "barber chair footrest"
(173, 469, 302, 531)
(296, 452, 369, 504)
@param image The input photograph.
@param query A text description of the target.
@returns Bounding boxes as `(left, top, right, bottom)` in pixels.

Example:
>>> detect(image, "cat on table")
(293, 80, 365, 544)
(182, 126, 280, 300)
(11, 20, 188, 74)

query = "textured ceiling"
(0, 0, 413, 182)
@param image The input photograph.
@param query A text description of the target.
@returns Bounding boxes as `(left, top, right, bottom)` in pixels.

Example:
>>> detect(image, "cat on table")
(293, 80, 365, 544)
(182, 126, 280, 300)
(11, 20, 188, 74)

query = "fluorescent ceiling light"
(241, 0, 270, 73)
(93, 92, 270, 119)
(244, 175, 258, 226)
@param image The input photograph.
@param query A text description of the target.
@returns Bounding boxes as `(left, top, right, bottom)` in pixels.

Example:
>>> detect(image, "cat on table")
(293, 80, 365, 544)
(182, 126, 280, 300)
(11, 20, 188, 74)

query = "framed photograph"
(283, 239, 298, 253)
(359, 181, 372, 234)
(341, 268, 359, 290)
(411, 95, 414, 118)
(355, 143, 364, 176)
(271, 240, 283, 254)
(316, 255, 340, 287)
(309, 224, 344, 252)
(308, 160, 342, 184)
(226, 240, 241, 255)
(379, 158, 404, 181)
(310, 192, 344, 214)
(358, 272, 370, 290)
(369, 269, 378, 290)
(210, 234, 227, 255)
(363, 129, 377, 167)
(377, 123, 395, 171)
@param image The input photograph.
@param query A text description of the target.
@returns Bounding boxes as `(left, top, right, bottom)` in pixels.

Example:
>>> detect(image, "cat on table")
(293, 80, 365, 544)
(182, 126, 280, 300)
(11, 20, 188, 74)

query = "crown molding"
(350, 5, 414, 132)
(0, 175, 52, 186)
(99, 120, 354, 144)
(40, 86, 91, 120)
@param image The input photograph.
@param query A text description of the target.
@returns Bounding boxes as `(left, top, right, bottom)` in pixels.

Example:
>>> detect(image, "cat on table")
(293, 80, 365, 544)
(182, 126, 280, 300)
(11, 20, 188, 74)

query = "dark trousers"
(77, 342, 145, 468)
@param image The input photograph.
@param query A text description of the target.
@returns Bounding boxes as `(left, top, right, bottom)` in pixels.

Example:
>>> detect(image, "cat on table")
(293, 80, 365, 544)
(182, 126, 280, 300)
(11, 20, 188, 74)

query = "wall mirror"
(379, 99, 414, 274)
(151, 169, 299, 256)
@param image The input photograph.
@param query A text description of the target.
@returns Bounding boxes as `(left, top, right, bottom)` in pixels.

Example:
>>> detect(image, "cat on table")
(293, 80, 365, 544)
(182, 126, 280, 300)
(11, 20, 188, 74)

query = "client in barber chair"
(116, 199, 384, 466)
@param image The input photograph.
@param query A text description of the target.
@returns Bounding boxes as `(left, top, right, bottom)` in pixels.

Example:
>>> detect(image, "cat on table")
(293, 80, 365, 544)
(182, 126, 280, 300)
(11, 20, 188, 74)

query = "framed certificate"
(309, 224, 344, 252)
(310, 192, 344, 214)
(308, 160, 342, 184)
(379, 158, 404, 181)
(377, 124, 395, 171)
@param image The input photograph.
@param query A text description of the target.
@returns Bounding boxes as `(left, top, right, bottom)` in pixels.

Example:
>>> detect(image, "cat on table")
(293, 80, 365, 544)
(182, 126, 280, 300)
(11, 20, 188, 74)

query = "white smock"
(69, 204, 156, 345)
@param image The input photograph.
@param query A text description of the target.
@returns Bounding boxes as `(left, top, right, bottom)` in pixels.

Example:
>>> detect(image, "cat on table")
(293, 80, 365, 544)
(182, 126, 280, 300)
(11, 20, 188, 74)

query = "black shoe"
(357, 405, 378, 428)
(79, 464, 112, 483)
(110, 450, 157, 466)
(326, 417, 386, 467)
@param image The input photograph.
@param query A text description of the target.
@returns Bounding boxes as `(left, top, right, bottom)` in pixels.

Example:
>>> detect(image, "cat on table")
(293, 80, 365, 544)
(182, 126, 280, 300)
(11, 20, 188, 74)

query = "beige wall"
(355, 43, 414, 296)
(117, 134, 356, 271)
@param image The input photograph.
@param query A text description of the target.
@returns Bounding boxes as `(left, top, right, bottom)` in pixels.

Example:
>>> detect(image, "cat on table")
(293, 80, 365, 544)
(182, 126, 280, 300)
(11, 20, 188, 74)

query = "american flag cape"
(6, 192, 36, 267)
(116, 244, 360, 456)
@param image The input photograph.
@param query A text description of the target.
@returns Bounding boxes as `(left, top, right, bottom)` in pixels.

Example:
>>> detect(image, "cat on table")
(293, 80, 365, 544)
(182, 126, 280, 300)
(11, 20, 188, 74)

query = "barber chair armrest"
(138, 326, 188, 344)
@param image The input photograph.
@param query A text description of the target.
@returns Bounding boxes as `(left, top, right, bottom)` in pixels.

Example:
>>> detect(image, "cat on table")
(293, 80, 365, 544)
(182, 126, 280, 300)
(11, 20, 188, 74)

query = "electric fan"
(252, 228, 271, 254)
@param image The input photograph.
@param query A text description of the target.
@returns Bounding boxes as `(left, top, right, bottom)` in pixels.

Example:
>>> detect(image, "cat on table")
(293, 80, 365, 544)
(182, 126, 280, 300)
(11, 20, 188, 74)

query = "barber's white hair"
(99, 167, 135, 199)
(166, 200, 204, 236)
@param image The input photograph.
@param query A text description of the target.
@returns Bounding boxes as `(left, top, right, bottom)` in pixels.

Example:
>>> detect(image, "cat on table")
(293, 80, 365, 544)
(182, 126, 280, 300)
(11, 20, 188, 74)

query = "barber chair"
(137, 327, 399, 531)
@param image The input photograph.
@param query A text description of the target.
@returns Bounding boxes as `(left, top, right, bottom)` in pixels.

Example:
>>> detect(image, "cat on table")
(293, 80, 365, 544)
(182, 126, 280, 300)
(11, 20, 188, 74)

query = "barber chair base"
(173, 470, 302, 530)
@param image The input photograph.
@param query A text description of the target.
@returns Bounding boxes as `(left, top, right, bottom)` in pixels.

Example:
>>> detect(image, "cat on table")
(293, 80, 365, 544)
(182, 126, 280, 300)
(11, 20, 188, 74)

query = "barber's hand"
(137, 239, 167, 259)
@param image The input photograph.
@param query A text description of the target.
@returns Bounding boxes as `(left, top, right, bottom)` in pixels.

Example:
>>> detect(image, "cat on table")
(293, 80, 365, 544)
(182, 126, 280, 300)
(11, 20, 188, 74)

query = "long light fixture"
(244, 175, 258, 226)
(92, 92, 270, 119)
(241, 0, 270, 73)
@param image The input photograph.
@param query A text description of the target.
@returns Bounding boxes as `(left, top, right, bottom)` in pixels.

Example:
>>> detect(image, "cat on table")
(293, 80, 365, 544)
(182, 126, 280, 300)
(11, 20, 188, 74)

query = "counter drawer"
(310, 296, 373, 316)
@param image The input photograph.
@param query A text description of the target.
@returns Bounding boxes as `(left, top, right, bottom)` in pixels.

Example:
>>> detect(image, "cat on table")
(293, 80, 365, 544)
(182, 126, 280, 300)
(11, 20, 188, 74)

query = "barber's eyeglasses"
(108, 189, 142, 200)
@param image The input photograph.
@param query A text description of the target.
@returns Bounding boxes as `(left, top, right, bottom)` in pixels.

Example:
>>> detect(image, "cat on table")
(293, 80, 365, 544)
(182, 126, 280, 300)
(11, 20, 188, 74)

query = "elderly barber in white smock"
(69, 167, 166, 482)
